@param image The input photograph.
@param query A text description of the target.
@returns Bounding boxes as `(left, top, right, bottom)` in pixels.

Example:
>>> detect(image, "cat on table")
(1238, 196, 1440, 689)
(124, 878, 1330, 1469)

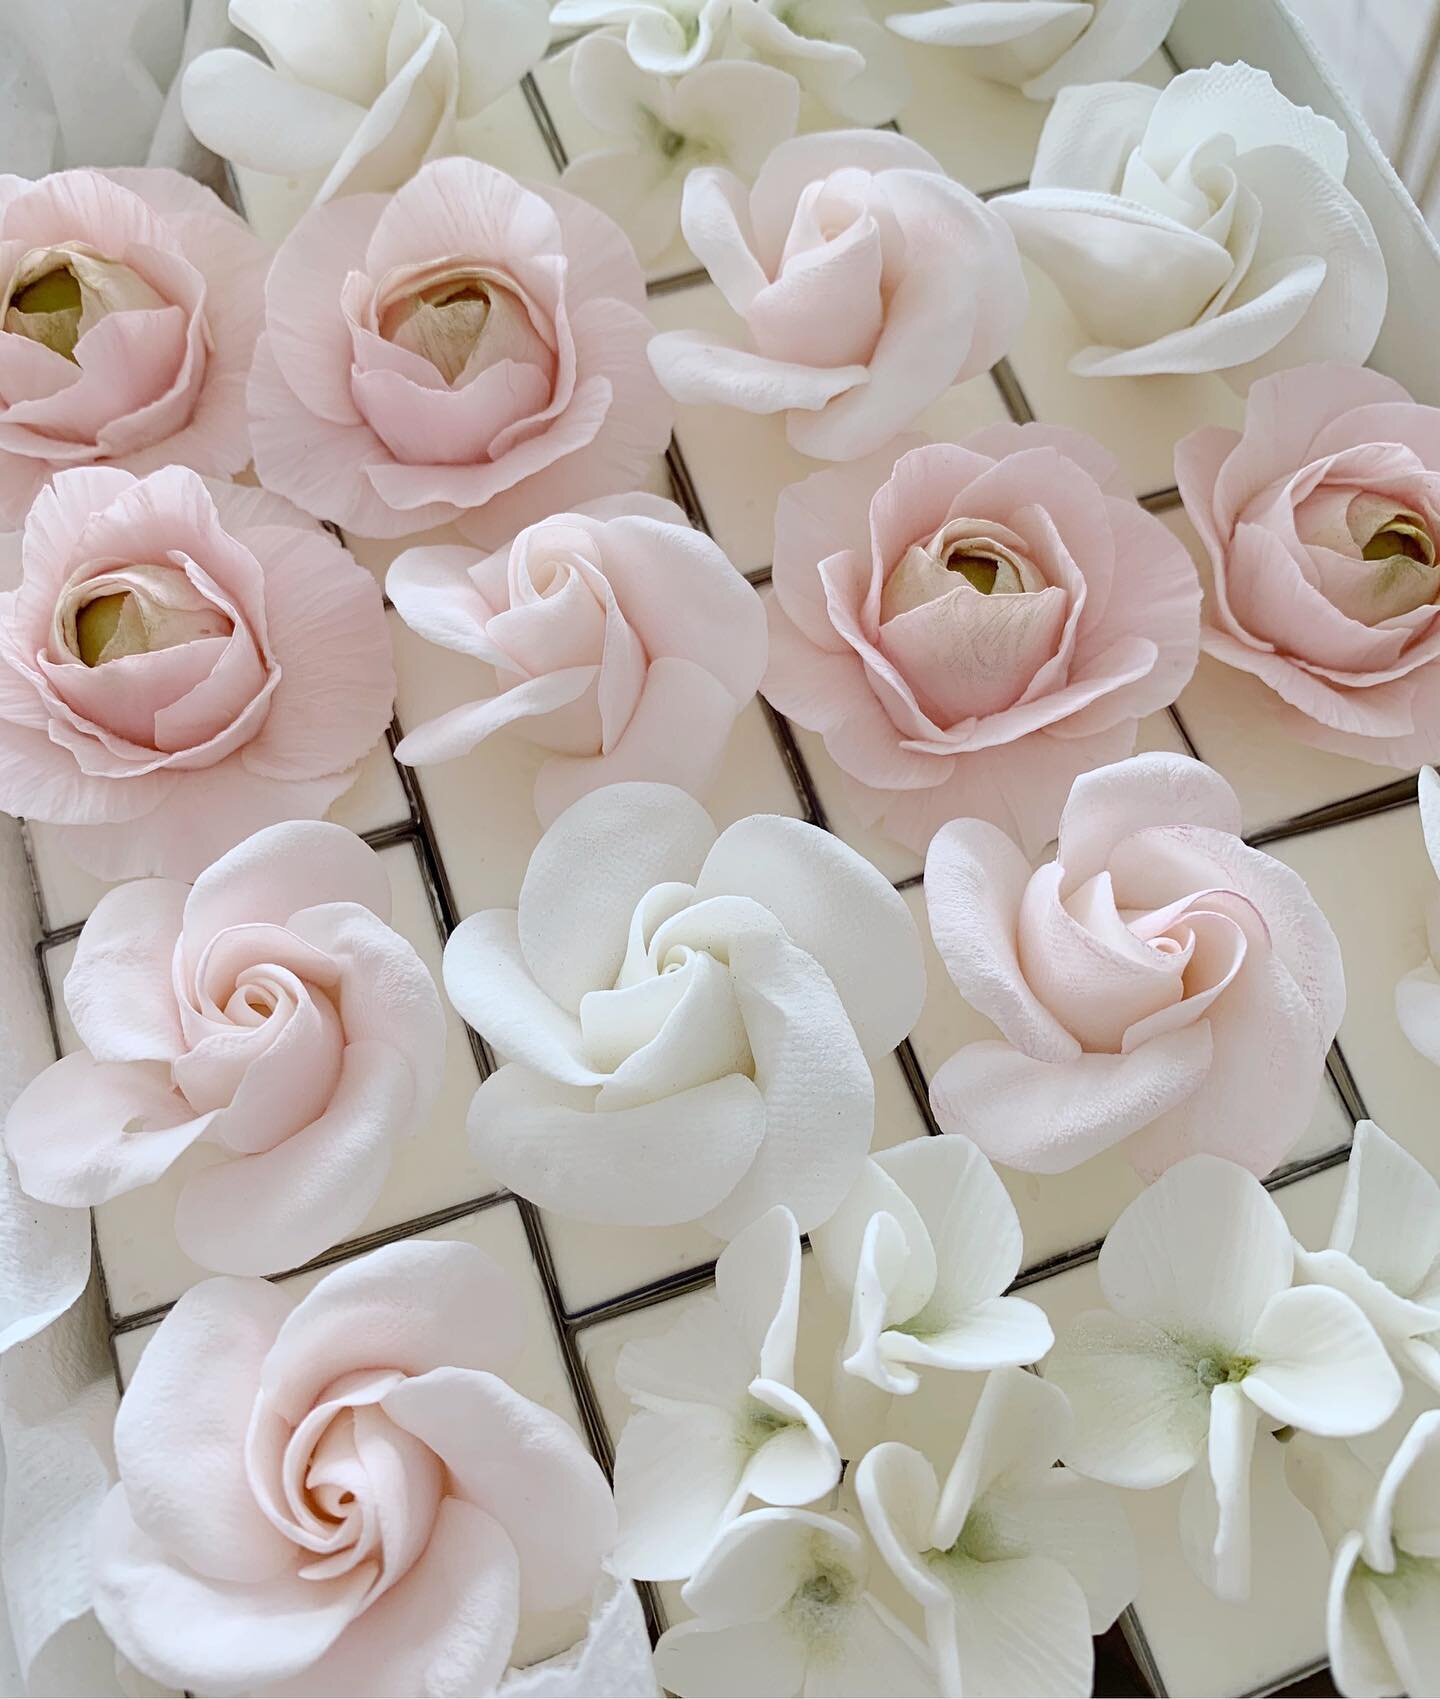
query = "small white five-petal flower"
(1293, 1121, 1440, 1394)
(1286, 1414, 1440, 1699)
(1396, 767, 1440, 1067)
(856, 1366, 1136, 1698)
(1045, 1154, 1402, 1601)
(812, 1134, 1054, 1396)
(559, 32, 800, 265)
(610, 1205, 840, 1580)
(653, 1506, 937, 1698)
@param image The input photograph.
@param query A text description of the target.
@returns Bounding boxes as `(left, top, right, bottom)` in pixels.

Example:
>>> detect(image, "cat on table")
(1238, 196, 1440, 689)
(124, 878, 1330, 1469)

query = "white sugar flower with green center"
(1046, 1154, 1403, 1602)
(653, 1507, 937, 1697)
(1293, 1121, 1440, 1393)
(856, 1366, 1136, 1698)
(1286, 1414, 1440, 1698)
(609, 1205, 839, 1581)
(811, 1134, 1053, 1397)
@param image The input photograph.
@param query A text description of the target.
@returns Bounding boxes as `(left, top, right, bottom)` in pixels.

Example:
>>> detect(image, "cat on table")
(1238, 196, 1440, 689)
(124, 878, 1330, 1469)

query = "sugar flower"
(549, 0, 731, 76)
(1046, 1155, 1402, 1601)
(182, 0, 550, 203)
(387, 494, 768, 825)
(812, 1134, 1053, 1397)
(0, 168, 266, 525)
(1398, 769, 1440, 1063)
(91, 1239, 617, 1695)
(1293, 1120, 1440, 1393)
(247, 155, 673, 546)
(653, 1507, 937, 1697)
(610, 1207, 840, 1581)
(925, 753, 1345, 1176)
(445, 782, 925, 1237)
(0, 465, 395, 880)
(1286, 1414, 1440, 1699)
(764, 428, 1200, 859)
(1178, 367, 1440, 765)
(887, 0, 1182, 101)
(725, 0, 910, 125)
(4, 820, 446, 1276)
(994, 64, 1386, 384)
(649, 131, 1025, 462)
(857, 1366, 1137, 1697)
(559, 34, 800, 266)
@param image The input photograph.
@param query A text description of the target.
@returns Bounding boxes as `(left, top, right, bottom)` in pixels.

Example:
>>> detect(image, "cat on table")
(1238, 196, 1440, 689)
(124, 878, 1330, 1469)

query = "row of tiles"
(106, 1155, 1388, 1699)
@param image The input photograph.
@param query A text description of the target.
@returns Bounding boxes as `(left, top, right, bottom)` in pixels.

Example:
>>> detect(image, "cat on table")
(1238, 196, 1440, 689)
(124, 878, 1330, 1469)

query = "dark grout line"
(1323, 1039, 1370, 1127)
(647, 268, 710, 298)
(520, 71, 569, 172)
(762, 701, 830, 830)
(990, 356, 1036, 424)
(1120, 1605, 1171, 1699)
(1164, 702, 1202, 762)
(1248, 1654, 1330, 1698)
(894, 1035, 941, 1136)
(1246, 775, 1420, 847)
(567, 1255, 722, 1331)
(1139, 485, 1183, 512)
(980, 180, 1030, 201)
(663, 437, 712, 534)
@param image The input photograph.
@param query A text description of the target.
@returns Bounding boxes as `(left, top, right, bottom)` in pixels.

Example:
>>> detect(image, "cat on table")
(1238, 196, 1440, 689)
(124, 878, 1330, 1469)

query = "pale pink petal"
(1056, 753, 1242, 883)
(63, 879, 188, 1062)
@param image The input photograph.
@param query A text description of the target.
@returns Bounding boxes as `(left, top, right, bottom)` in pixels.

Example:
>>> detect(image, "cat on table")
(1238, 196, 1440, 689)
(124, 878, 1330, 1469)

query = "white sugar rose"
(886, 0, 1181, 101)
(444, 782, 926, 1238)
(182, 0, 550, 203)
(994, 63, 1387, 384)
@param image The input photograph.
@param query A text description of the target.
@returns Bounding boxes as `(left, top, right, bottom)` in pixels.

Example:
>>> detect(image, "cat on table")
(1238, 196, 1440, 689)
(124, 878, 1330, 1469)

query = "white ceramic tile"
(1027, 1165, 1356, 1699)
(1156, 507, 1412, 835)
(542, 1050, 930, 1313)
(902, 879, 1355, 1270)
(648, 282, 1012, 577)
(1269, 805, 1439, 1160)
(464, 83, 565, 183)
(47, 841, 491, 1321)
(25, 737, 410, 936)
(390, 609, 805, 921)
(1004, 261, 1246, 502)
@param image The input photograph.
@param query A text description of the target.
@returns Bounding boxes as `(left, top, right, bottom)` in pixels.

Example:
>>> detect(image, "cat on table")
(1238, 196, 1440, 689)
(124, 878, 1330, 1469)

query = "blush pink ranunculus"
(648, 130, 1027, 462)
(92, 1239, 617, 1696)
(387, 493, 768, 823)
(0, 463, 395, 880)
(1178, 363, 1440, 765)
(247, 155, 675, 546)
(3, 821, 447, 1275)
(0, 168, 266, 526)
(924, 753, 1346, 1178)
(762, 424, 1202, 857)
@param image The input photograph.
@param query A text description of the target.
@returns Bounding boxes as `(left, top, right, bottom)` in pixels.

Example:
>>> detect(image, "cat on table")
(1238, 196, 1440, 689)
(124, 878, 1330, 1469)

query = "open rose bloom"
(388, 494, 767, 823)
(0, 465, 395, 879)
(92, 1240, 617, 1695)
(248, 155, 674, 544)
(648, 130, 1026, 461)
(0, 168, 266, 525)
(1178, 364, 1440, 765)
(3, 821, 446, 1278)
(763, 424, 1201, 857)
(924, 754, 1346, 1177)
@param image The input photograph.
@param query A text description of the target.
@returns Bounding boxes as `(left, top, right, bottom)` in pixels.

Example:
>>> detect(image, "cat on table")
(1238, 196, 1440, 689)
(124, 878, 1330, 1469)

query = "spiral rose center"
(378, 265, 555, 390)
(3, 245, 166, 362)
(880, 518, 1045, 623)
(62, 565, 233, 668)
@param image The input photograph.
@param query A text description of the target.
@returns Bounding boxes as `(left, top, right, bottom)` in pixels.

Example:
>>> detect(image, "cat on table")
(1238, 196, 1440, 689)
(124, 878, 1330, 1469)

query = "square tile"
(1268, 805, 1438, 1156)
(25, 737, 412, 936)
(542, 1049, 931, 1314)
(390, 609, 806, 920)
(902, 880, 1355, 1273)
(48, 841, 491, 1321)
(1157, 507, 1412, 836)
(648, 281, 1012, 577)
(1004, 261, 1246, 502)
(1025, 1166, 1354, 1699)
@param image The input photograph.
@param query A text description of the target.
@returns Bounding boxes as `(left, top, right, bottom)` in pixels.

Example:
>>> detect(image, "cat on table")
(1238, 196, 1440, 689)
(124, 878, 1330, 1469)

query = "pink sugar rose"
(4, 821, 447, 1276)
(247, 155, 675, 546)
(388, 493, 767, 822)
(648, 130, 1027, 461)
(92, 1239, 617, 1696)
(1178, 363, 1440, 765)
(0, 463, 395, 880)
(762, 423, 1202, 857)
(0, 168, 266, 525)
(924, 753, 1346, 1178)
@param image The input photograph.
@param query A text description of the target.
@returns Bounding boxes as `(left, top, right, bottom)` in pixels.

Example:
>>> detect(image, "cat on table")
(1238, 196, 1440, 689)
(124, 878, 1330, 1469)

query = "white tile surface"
(49, 841, 490, 1321)
(390, 609, 807, 921)
(27, 736, 411, 934)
